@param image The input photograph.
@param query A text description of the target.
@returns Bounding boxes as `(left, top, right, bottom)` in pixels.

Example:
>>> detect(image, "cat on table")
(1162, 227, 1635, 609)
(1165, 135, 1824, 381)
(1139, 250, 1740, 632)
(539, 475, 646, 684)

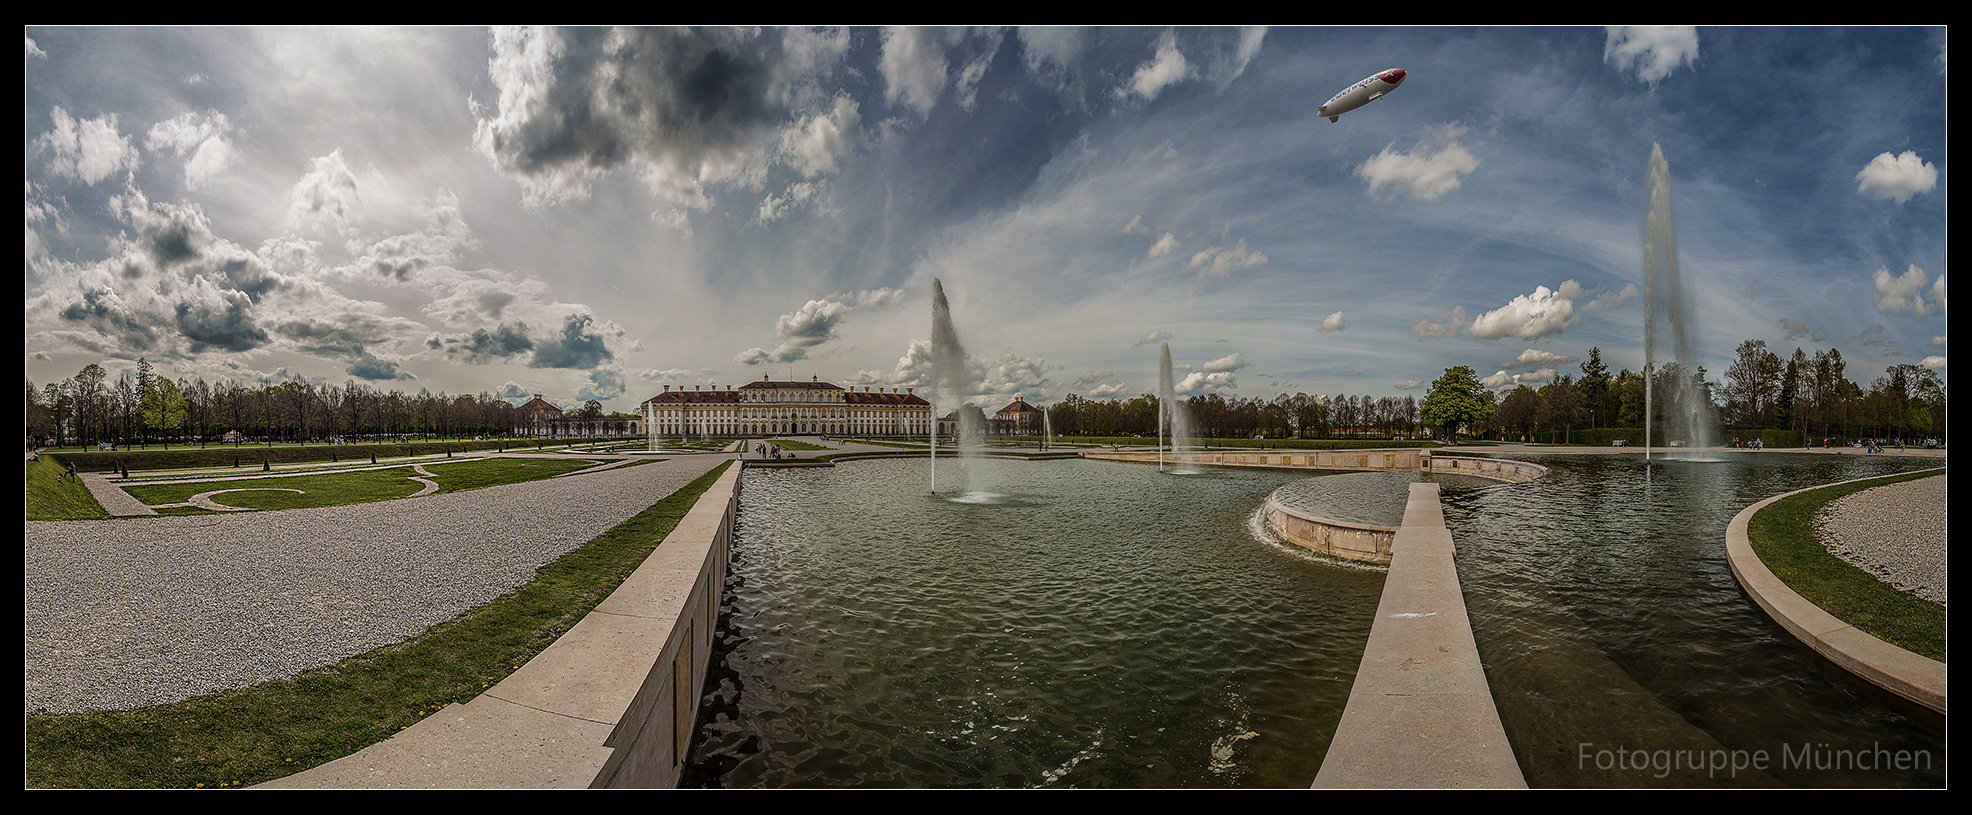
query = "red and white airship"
(1317, 68, 1407, 123)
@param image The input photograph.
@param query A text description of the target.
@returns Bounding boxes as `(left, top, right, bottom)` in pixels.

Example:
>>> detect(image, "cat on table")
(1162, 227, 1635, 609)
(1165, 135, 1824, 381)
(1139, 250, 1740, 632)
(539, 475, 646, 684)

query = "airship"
(1317, 68, 1407, 123)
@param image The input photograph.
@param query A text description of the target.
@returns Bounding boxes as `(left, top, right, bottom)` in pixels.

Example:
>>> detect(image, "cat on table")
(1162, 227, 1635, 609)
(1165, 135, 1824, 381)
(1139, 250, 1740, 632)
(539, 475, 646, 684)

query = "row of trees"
(1426, 343, 1947, 444)
(1042, 392, 1421, 440)
(27, 360, 533, 447)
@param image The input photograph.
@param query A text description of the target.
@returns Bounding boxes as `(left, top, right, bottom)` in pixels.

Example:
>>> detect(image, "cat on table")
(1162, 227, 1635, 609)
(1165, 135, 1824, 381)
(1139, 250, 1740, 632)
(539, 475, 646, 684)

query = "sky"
(24, 27, 1948, 414)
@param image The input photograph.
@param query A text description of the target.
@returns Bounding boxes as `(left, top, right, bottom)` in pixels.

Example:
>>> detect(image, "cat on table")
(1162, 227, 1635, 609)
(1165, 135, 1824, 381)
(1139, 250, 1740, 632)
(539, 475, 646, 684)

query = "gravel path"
(1814, 472, 1947, 605)
(25, 455, 728, 714)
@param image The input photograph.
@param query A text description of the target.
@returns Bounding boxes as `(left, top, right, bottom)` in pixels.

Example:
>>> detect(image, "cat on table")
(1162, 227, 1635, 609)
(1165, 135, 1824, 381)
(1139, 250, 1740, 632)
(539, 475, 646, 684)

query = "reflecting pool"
(1445, 453, 1945, 787)
(685, 458, 1386, 787)
(686, 453, 1945, 787)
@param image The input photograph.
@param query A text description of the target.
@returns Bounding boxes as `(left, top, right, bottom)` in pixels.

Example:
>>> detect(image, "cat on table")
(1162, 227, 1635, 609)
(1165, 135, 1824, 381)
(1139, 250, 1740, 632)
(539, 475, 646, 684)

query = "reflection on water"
(685, 458, 1383, 788)
(1445, 453, 1945, 787)
(687, 453, 1946, 788)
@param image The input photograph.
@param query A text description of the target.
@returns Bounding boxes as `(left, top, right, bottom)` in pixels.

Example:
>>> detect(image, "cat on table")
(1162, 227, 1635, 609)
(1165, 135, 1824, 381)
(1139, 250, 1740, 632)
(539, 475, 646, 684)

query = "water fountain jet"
(1642, 144, 1714, 462)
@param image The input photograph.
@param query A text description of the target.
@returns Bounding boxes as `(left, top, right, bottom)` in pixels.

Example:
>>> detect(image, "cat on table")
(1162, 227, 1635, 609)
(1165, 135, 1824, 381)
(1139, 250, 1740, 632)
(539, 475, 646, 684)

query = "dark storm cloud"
(448, 321, 536, 364)
(578, 367, 626, 402)
(472, 26, 835, 207)
(529, 313, 614, 369)
(174, 283, 268, 353)
(347, 351, 410, 381)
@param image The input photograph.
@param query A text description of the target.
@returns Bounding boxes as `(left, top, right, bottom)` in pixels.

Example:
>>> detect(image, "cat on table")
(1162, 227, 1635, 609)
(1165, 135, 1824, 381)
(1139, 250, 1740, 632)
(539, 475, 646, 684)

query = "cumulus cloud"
(1357, 125, 1479, 201)
(530, 312, 617, 369)
(37, 107, 139, 185)
(1411, 305, 1467, 341)
(1873, 264, 1945, 316)
(447, 322, 536, 364)
(735, 289, 903, 365)
(579, 367, 627, 402)
(1173, 370, 1236, 394)
(1856, 151, 1938, 204)
(1122, 214, 1148, 234)
(1604, 26, 1699, 83)
(288, 150, 362, 238)
(1185, 238, 1267, 278)
(881, 26, 948, 117)
(1199, 352, 1247, 373)
(1320, 311, 1345, 332)
(471, 27, 851, 211)
(1124, 30, 1190, 101)
(27, 36, 46, 59)
(1071, 370, 1131, 399)
(1148, 232, 1180, 258)
(146, 110, 237, 189)
(37, 191, 294, 356)
(1918, 356, 1946, 370)
(1510, 348, 1577, 367)
(1133, 330, 1173, 348)
(1470, 283, 1580, 340)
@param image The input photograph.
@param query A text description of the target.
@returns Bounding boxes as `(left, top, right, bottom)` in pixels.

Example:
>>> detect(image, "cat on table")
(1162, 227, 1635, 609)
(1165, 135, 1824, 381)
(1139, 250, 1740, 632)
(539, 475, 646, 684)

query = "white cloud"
(1200, 352, 1247, 373)
(1411, 305, 1467, 341)
(1873, 264, 1945, 316)
(881, 26, 947, 118)
(146, 110, 237, 189)
(1357, 125, 1479, 201)
(1124, 30, 1190, 100)
(1604, 26, 1699, 83)
(1510, 348, 1577, 367)
(779, 95, 861, 178)
(1855, 151, 1938, 204)
(1185, 238, 1267, 278)
(1470, 284, 1580, 340)
(26, 37, 46, 59)
(1132, 330, 1172, 348)
(1585, 283, 1639, 312)
(1918, 355, 1946, 370)
(1320, 311, 1345, 332)
(288, 150, 362, 238)
(1148, 232, 1180, 258)
(38, 107, 139, 185)
(1122, 214, 1147, 234)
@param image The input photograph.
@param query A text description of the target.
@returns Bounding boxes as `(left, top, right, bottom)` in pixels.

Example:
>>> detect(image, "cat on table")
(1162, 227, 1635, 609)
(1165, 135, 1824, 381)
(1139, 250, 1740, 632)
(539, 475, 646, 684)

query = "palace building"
(641, 375, 933, 438)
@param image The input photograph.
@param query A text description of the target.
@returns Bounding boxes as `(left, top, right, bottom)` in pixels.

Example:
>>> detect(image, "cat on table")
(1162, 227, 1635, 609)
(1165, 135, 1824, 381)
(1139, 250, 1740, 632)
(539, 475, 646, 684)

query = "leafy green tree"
(141, 377, 188, 443)
(1422, 366, 1494, 442)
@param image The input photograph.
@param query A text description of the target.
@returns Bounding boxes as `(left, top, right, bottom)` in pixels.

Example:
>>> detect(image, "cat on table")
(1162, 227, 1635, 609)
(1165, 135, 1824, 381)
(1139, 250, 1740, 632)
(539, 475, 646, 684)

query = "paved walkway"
(26, 454, 729, 714)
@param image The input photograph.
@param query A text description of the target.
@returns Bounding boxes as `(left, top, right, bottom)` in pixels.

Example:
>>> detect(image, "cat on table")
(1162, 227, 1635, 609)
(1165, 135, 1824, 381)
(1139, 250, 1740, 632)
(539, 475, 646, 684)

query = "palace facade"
(641, 376, 933, 438)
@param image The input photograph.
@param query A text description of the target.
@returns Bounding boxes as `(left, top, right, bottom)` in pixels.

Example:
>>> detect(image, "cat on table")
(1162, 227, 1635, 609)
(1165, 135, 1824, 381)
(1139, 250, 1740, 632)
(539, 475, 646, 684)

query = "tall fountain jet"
(1642, 144, 1713, 461)
(1157, 343, 1195, 472)
(929, 278, 971, 494)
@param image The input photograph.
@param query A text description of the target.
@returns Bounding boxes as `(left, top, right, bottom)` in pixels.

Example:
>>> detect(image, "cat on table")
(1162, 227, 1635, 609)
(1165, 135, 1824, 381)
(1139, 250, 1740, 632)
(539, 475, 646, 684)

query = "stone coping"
(1264, 489, 1398, 565)
(1723, 473, 1947, 715)
(1313, 482, 1526, 788)
(261, 463, 742, 788)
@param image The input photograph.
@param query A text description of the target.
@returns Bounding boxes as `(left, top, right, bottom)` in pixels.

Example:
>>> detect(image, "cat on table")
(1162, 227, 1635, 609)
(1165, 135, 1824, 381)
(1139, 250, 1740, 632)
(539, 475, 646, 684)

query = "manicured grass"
(25, 457, 110, 521)
(24, 461, 731, 789)
(762, 438, 832, 451)
(1745, 469, 1946, 662)
(120, 458, 600, 513)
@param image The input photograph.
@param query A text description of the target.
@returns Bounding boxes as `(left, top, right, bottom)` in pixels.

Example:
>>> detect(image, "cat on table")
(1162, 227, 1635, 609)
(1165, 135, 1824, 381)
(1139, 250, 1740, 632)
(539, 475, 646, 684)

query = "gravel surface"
(1814, 473, 1947, 605)
(25, 455, 728, 714)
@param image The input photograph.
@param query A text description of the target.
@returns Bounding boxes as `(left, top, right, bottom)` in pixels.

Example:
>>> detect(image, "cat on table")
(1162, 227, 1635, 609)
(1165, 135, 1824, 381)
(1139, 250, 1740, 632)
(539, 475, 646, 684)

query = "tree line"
(1440, 343, 1946, 445)
(27, 359, 527, 447)
(1043, 391, 1421, 440)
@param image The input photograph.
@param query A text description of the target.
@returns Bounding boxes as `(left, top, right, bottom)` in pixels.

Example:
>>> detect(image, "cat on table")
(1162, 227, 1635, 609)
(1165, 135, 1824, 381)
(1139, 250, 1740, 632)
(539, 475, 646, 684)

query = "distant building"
(515, 394, 565, 437)
(994, 396, 1044, 436)
(641, 375, 933, 438)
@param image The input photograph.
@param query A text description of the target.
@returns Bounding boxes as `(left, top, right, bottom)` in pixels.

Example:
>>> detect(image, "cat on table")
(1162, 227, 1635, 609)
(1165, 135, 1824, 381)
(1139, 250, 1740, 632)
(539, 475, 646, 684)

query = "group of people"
(750, 442, 792, 460)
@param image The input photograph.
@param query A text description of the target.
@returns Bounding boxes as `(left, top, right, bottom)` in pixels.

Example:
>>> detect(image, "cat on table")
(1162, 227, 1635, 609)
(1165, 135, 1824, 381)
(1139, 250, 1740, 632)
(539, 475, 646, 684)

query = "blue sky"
(25, 27, 1947, 413)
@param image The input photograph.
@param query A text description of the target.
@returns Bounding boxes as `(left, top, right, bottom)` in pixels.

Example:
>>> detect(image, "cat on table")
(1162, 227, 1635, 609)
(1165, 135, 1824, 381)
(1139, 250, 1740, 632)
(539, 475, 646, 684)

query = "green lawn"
(120, 458, 603, 514)
(25, 456, 110, 521)
(1745, 469, 1946, 662)
(25, 461, 731, 789)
